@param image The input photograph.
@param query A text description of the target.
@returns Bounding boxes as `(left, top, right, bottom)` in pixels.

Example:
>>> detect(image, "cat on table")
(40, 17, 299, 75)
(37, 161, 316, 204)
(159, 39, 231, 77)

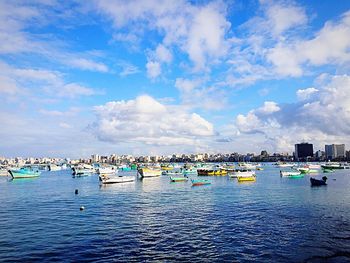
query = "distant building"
(91, 154, 100, 163)
(325, 144, 345, 160)
(295, 143, 313, 160)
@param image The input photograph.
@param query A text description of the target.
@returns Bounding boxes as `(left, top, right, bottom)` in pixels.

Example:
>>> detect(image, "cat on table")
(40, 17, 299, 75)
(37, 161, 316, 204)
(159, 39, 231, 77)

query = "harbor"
(1, 163, 350, 262)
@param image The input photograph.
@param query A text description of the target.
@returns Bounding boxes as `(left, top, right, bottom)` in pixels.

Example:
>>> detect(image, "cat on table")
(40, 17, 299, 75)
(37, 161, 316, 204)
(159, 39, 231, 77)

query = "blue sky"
(0, 0, 350, 158)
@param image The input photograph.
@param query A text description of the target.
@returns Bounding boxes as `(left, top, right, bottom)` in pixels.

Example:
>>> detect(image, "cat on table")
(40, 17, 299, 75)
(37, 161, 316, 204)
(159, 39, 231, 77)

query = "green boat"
(8, 168, 41, 179)
(287, 174, 305, 178)
(322, 168, 334, 173)
(170, 177, 188, 182)
(191, 179, 211, 186)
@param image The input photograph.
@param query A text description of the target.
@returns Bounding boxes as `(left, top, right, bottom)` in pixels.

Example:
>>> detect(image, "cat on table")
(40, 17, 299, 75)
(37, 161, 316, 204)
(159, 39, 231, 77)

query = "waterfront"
(1, 165, 350, 262)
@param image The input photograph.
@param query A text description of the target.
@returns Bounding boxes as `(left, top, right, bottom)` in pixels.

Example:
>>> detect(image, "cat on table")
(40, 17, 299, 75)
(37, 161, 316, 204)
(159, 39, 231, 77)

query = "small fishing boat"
(162, 170, 183, 176)
(191, 179, 211, 186)
(99, 175, 135, 184)
(237, 176, 256, 182)
(72, 167, 93, 177)
(183, 169, 197, 175)
(322, 168, 334, 173)
(310, 176, 327, 186)
(280, 170, 302, 177)
(170, 177, 188, 182)
(138, 167, 162, 178)
(229, 169, 255, 178)
(256, 167, 264, 171)
(8, 168, 40, 179)
(96, 167, 118, 175)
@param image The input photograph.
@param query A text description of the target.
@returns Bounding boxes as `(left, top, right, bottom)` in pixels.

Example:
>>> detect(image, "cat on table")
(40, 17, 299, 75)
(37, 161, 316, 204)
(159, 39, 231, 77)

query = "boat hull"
(8, 170, 40, 179)
(99, 175, 135, 184)
(237, 176, 256, 182)
(138, 168, 162, 178)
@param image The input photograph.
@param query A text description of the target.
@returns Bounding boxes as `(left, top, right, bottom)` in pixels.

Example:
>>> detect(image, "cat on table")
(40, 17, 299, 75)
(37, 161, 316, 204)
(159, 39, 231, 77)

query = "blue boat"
(8, 168, 41, 179)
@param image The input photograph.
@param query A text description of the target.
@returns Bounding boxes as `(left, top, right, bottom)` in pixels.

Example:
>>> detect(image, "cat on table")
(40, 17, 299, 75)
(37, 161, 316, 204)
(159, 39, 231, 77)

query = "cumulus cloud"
(235, 74, 350, 151)
(93, 0, 230, 70)
(90, 95, 214, 146)
(267, 11, 350, 77)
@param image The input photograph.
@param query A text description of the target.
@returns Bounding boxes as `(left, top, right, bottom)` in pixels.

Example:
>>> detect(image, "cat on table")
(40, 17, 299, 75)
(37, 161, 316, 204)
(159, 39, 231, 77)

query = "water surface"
(1, 165, 350, 262)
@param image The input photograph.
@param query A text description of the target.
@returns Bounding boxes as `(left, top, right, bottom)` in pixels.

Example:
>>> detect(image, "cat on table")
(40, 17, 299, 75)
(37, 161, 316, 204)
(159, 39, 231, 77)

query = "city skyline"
(1, 1, 350, 158)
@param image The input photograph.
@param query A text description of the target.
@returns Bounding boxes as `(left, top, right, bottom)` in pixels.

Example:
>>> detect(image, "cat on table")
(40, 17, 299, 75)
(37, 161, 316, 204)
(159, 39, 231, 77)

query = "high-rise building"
(325, 144, 345, 160)
(295, 143, 313, 160)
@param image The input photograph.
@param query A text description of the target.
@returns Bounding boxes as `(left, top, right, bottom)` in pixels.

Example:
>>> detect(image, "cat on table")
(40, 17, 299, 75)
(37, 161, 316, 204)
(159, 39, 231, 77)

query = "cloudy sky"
(1, 0, 350, 158)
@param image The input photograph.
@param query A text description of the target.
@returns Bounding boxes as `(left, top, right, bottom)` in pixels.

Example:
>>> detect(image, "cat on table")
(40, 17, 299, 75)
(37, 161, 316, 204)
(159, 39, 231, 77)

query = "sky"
(0, 0, 350, 158)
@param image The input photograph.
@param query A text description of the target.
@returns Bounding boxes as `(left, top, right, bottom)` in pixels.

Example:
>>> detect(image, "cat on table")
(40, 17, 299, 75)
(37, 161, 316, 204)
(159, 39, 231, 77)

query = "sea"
(0, 164, 350, 262)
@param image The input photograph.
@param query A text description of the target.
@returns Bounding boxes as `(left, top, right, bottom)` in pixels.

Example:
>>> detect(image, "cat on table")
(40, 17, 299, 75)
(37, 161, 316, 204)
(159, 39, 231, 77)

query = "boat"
(296, 167, 310, 174)
(191, 179, 211, 186)
(8, 168, 40, 179)
(48, 164, 61, 171)
(99, 175, 135, 184)
(162, 170, 183, 176)
(310, 176, 327, 186)
(280, 170, 302, 177)
(72, 167, 93, 177)
(321, 163, 350, 170)
(256, 167, 264, 171)
(238, 163, 256, 170)
(322, 168, 334, 173)
(138, 167, 162, 178)
(229, 169, 255, 178)
(96, 167, 118, 175)
(161, 165, 174, 171)
(237, 176, 256, 182)
(197, 168, 227, 176)
(183, 168, 197, 175)
(170, 177, 188, 182)
(275, 162, 295, 168)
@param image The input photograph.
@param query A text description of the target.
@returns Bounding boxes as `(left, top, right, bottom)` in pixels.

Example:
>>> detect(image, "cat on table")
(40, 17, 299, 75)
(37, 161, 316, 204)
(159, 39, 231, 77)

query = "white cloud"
(265, 1, 307, 36)
(94, 0, 230, 70)
(91, 95, 214, 146)
(267, 11, 350, 77)
(67, 58, 108, 72)
(118, 62, 140, 76)
(155, 44, 172, 64)
(146, 61, 161, 79)
(296, 87, 318, 101)
(0, 60, 97, 99)
(58, 83, 96, 98)
(234, 74, 350, 151)
(175, 77, 227, 110)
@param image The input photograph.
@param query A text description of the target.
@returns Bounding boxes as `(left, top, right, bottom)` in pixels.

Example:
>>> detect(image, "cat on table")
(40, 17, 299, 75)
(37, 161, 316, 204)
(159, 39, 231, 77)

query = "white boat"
(138, 167, 162, 178)
(275, 162, 295, 168)
(229, 169, 255, 178)
(305, 164, 321, 169)
(96, 167, 118, 175)
(280, 170, 302, 177)
(238, 163, 256, 170)
(48, 164, 61, 171)
(99, 175, 135, 184)
(72, 167, 93, 177)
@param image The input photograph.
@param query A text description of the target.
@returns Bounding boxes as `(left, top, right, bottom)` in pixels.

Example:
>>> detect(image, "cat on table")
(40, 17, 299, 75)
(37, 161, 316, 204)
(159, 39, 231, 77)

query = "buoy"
(75, 189, 79, 195)
(80, 206, 85, 211)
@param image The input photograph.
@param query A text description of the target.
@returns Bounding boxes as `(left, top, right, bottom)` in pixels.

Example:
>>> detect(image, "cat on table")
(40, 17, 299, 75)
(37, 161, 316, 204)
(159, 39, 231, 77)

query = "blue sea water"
(1, 165, 350, 262)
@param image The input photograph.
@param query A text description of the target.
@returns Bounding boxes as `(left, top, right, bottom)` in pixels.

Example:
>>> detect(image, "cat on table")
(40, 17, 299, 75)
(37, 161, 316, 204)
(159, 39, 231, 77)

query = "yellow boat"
(214, 170, 227, 176)
(237, 176, 256, 182)
(161, 165, 174, 171)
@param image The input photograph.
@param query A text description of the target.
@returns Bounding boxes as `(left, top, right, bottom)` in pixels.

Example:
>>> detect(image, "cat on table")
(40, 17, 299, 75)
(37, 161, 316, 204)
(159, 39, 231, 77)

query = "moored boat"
(8, 168, 40, 179)
(72, 167, 93, 177)
(99, 175, 135, 184)
(170, 177, 188, 182)
(280, 170, 302, 177)
(237, 176, 256, 182)
(191, 179, 211, 186)
(96, 166, 118, 175)
(229, 169, 255, 178)
(322, 168, 334, 173)
(310, 176, 327, 186)
(138, 167, 162, 178)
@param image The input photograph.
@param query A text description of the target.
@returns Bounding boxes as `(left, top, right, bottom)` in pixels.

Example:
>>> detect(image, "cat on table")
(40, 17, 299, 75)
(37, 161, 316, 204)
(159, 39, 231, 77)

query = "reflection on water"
(0, 166, 350, 262)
